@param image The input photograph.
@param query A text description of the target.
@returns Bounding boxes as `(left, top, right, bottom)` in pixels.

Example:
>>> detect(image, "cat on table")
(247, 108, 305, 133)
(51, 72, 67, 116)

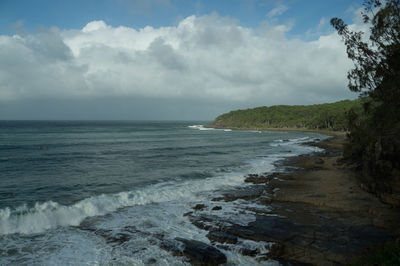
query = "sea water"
(0, 121, 326, 265)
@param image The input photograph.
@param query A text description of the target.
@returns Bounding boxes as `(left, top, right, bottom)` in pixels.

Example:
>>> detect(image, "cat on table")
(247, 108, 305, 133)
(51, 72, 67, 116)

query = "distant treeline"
(209, 99, 362, 131)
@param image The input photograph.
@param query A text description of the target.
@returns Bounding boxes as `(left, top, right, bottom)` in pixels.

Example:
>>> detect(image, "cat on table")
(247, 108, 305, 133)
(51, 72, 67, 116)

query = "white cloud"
(82, 20, 110, 33)
(0, 14, 356, 112)
(318, 17, 327, 30)
(267, 4, 288, 18)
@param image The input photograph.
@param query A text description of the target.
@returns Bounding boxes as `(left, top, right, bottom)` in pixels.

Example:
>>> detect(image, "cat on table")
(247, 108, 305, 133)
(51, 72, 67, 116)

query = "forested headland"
(208, 99, 361, 131)
(209, 0, 400, 263)
(211, 0, 400, 209)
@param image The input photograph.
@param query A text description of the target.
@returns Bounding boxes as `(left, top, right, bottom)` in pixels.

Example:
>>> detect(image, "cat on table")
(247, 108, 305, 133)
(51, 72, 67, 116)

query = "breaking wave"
(0, 172, 245, 235)
(188, 125, 216, 130)
(0, 134, 325, 236)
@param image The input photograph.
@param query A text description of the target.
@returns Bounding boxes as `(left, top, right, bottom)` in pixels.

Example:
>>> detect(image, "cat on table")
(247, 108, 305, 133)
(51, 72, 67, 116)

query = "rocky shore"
(78, 134, 399, 265)
(185, 134, 400, 265)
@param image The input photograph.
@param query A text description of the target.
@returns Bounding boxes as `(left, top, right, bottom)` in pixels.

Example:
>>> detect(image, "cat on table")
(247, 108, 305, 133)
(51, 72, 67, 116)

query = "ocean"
(0, 121, 326, 265)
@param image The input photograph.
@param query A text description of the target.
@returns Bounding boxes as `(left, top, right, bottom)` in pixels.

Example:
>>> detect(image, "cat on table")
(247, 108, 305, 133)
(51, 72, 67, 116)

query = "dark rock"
(268, 242, 284, 258)
(314, 158, 324, 164)
(259, 196, 273, 204)
(238, 247, 258, 256)
(146, 258, 157, 264)
(244, 176, 270, 184)
(193, 204, 206, 210)
(267, 172, 282, 178)
(189, 216, 213, 231)
(78, 220, 97, 232)
(94, 229, 132, 244)
(206, 230, 238, 244)
(274, 259, 313, 266)
(212, 185, 265, 202)
(183, 211, 193, 216)
(226, 215, 309, 243)
(267, 172, 286, 179)
(223, 212, 394, 264)
(211, 206, 222, 211)
(161, 237, 227, 265)
(214, 244, 230, 251)
(244, 172, 287, 184)
(80, 225, 143, 245)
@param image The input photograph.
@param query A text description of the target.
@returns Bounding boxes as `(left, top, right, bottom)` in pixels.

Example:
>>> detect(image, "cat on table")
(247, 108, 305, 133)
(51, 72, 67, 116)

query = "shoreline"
(205, 124, 348, 137)
(186, 133, 400, 265)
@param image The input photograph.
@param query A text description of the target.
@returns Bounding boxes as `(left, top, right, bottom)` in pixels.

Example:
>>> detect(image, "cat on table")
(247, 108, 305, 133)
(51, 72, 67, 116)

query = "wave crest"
(0, 173, 245, 235)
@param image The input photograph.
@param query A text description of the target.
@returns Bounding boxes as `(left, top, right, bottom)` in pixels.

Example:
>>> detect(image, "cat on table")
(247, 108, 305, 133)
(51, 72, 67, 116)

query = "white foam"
(188, 125, 215, 130)
(0, 172, 247, 235)
(188, 124, 230, 131)
(270, 135, 322, 147)
(0, 135, 324, 266)
(0, 134, 325, 236)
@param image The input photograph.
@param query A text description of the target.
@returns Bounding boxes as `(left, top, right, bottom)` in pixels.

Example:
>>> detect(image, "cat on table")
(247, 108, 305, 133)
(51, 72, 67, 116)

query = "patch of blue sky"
(1, 0, 362, 40)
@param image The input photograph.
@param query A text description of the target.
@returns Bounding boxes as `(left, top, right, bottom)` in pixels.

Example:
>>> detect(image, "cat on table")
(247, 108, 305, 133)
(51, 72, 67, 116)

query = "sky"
(0, 0, 365, 120)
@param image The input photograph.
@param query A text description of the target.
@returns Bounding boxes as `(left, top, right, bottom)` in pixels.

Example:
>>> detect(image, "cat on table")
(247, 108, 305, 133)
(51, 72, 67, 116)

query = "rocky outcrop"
(212, 185, 266, 202)
(206, 230, 238, 244)
(226, 207, 393, 265)
(161, 237, 227, 265)
(186, 135, 400, 265)
(193, 204, 207, 210)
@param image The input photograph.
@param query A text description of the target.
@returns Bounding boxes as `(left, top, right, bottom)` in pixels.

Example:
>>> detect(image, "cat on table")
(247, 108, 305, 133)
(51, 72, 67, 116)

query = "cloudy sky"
(0, 0, 363, 120)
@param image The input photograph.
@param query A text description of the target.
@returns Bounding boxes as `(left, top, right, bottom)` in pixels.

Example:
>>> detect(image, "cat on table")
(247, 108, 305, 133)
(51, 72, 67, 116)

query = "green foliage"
(209, 99, 361, 131)
(331, 0, 400, 99)
(332, 0, 400, 205)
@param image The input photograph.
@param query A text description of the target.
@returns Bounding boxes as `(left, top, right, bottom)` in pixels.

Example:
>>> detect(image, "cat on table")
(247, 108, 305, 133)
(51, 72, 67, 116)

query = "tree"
(331, 0, 400, 206)
(331, 0, 400, 100)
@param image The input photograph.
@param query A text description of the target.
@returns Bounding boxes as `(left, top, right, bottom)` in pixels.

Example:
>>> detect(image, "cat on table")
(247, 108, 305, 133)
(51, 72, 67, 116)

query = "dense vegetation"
(331, 0, 400, 206)
(209, 99, 361, 131)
